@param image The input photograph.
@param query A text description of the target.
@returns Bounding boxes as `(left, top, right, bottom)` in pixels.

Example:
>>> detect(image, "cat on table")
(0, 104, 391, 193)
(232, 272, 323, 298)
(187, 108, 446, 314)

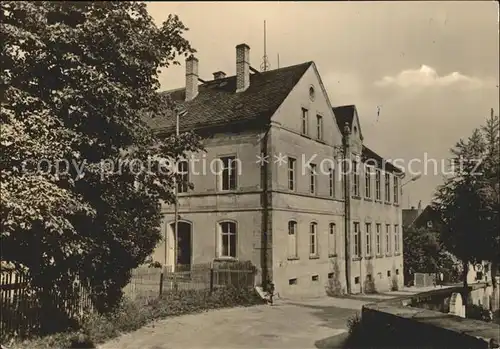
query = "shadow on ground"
(286, 302, 359, 330)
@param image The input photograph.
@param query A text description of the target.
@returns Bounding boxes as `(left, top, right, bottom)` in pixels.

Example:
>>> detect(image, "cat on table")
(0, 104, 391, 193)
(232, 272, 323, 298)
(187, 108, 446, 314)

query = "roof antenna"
(277, 53, 280, 69)
(260, 20, 270, 72)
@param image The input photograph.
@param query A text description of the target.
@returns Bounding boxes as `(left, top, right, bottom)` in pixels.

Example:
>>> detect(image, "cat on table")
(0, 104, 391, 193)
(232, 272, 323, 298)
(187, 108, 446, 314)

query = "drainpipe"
(261, 124, 271, 291)
(343, 123, 352, 294)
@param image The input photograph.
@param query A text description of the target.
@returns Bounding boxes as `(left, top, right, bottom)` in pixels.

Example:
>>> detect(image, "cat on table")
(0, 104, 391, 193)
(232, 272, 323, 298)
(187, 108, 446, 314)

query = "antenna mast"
(260, 20, 270, 72)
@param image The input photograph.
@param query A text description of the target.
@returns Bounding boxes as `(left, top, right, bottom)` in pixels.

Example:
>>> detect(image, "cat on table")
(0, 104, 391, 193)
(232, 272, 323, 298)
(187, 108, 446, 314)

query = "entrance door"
(170, 222, 192, 271)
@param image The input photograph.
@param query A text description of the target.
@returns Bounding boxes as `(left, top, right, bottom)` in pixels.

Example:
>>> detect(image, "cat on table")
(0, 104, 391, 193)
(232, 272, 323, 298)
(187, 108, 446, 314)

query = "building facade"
(146, 43, 404, 297)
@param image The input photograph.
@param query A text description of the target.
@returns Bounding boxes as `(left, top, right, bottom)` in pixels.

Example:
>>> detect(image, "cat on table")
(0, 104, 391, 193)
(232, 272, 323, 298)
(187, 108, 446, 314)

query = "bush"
(11, 286, 265, 349)
(466, 304, 493, 322)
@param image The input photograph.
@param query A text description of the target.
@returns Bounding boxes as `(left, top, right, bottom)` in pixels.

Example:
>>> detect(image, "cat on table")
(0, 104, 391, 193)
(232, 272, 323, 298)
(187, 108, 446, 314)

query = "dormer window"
(353, 126, 358, 135)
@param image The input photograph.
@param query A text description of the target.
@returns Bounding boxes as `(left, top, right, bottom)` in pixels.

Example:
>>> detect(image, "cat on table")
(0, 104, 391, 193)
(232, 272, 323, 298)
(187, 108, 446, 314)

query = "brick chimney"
(236, 44, 250, 92)
(185, 56, 199, 101)
(213, 71, 226, 80)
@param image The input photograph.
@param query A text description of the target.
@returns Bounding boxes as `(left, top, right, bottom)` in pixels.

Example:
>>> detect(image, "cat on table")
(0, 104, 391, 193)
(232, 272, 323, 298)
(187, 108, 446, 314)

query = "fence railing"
(123, 262, 256, 301)
(0, 268, 93, 341)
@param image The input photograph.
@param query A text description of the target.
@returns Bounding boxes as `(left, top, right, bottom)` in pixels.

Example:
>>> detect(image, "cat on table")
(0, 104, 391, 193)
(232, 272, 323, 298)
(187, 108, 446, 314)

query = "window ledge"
(375, 199, 382, 203)
(352, 256, 362, 261)
(217, 190, 239, 194)
(393, 203, 400, 207)
(309, 255, 320, 260)
(365, 255, 374, 260)
(287, 256, 300, 261)
(352, 195, 362, 200)
(385, 253, 393, 257)
(384, 201, 392, 205)
(394, 252, 401, 256)
(375, 254, 384, 259)
(363, 197, 373, 202)
(214, 257, 238, 262)
(328, 254, 338, 258)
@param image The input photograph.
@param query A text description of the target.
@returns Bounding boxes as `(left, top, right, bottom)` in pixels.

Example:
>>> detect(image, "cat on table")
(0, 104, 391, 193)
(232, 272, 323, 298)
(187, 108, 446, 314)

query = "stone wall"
(360, 284, 499, 349)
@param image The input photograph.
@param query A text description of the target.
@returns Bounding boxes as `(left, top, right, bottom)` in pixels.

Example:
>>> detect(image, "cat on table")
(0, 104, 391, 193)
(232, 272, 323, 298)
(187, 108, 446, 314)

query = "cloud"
(374, 65, 487, 89)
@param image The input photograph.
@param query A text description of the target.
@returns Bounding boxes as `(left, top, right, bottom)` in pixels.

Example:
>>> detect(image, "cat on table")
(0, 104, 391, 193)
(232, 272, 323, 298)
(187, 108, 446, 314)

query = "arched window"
(219, 221, 237, 258)
(310, 222, 318, 256)
(288, 221, 298, 258)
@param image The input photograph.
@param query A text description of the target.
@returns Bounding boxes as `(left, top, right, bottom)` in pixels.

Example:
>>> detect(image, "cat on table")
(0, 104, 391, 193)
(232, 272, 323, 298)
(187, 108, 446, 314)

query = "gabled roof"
(361, 145, 404, 174)
(332, 104, 364, 140)
(145, 62, 313, 133)
(333, 105, 355, 132)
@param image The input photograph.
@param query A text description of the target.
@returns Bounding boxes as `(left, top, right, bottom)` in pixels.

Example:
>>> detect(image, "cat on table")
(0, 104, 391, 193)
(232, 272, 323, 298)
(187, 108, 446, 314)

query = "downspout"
(343, 123, 352, 294)
(261, 124, 271, 291)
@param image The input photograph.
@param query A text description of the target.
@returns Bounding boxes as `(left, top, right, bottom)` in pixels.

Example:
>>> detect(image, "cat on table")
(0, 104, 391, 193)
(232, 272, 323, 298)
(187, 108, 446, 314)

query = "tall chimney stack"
(185, 56, 199, 101)
(236, 44, 250, 92)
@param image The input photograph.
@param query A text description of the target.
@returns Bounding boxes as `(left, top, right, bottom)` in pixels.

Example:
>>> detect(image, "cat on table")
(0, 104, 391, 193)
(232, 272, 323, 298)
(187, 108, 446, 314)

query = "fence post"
(209, 267, 214, 294)
(159, 267, 164, 297)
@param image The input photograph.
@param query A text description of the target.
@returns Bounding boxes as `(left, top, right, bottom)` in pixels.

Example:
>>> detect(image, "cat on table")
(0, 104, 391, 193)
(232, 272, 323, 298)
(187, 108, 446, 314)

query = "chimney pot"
(236, 44, 250, 92)
(185, 56, 199, 101)
(213, 71, 226, 80)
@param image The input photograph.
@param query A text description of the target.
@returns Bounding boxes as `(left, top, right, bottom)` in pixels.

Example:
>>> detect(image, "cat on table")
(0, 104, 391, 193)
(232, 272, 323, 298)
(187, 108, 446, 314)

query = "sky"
(147, 1, 499, 208)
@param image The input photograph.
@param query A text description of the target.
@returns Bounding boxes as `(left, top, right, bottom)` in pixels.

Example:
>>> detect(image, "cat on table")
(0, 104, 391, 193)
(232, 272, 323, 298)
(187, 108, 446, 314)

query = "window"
(287, 221, 298, 258)
(309, 86, 315, 101)
(329, 167, 335, 197)
(309, 222, 318, 256)
(365, 223, 372, 256)
(427, 221, 433, 228)
(396, 269, 400, 275)
(393, 176, 399, 203)
(354, 276, 360, 284)
(288, 157, 296, 191)
(387, 270, 391, 277)
(384, 173, 391, 202)
(328, 272, 334, 279)
(310, 164, 317, 194)
(375, 170, 381, 200)
(385, 224, 391, 254)
(289, 278, 297, 285)
(365, 166, 372, 198)
(353, 222, 361, 257)
(312, 274, 319, 281)
(316, 115, 323, 140)
(301, 108, 308, 135)
(177, 160, 189, 193)
(376, 224, 381, 255)
(394, 224, 400, 253)
(328, 223, 336, 256)
(220, 156, 238, 191)
(353, 161, 360, 196)
(219, 221, 237, 258)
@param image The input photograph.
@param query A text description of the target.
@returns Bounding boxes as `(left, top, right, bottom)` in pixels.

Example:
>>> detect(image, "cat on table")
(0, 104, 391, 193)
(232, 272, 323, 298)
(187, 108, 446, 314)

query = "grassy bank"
(10, 286, 265, 349)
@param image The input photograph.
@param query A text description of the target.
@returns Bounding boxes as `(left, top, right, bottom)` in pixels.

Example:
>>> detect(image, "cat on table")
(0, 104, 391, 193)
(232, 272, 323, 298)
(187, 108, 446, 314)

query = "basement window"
(312, 274, 319, 282)
(289, 278, 297, 285)
(387, 270, 391, 277)
(354, 276, 360, 284)
(396, 269, 399, 275)
(328, 272, 334, 279)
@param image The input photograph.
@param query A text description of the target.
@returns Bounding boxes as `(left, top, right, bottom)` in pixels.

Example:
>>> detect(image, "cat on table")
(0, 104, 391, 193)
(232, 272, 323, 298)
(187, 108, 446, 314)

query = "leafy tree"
(403, 226, 459, 285)
(0, 0, 201, 327)
(433, 112, 500, 309)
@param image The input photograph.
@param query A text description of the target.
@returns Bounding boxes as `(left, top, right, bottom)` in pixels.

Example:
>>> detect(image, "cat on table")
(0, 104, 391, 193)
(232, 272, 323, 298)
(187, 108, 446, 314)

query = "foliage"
(432, 111, 500, 303)
(0, 0, 203, 322)
(466, 304, 493, 322)
(10, 287, 265, 349)
(326, 258, 345, 296)
(403, 226, 460, 284)
(346, 313, 362, 335)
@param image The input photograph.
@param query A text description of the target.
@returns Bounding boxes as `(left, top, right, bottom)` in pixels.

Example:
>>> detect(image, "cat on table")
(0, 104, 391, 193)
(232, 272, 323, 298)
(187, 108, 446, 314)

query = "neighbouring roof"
(402, 208, 420, 228)
(333, 105, 355, 132)
(362, 145, 404, 174)
(145, 61, 313, 133)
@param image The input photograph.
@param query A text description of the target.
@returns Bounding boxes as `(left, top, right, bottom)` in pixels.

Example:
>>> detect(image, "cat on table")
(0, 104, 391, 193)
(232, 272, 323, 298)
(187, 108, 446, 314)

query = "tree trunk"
(462, 259, 469, 315)
(491, 260, 499, 311)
